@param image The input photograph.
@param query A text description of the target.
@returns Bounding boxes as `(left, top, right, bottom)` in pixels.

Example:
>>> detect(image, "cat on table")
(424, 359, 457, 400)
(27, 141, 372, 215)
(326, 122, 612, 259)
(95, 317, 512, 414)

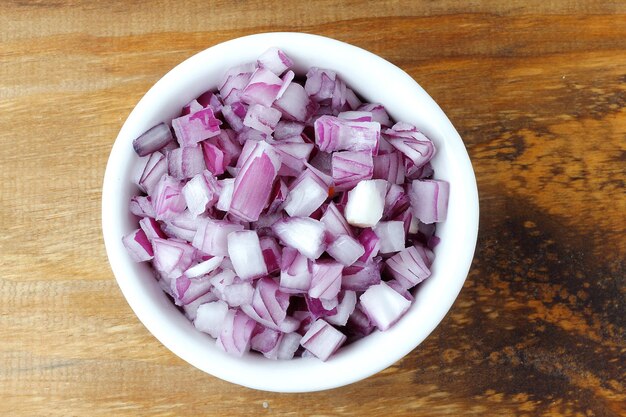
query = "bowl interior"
(102, 32, 479, 393)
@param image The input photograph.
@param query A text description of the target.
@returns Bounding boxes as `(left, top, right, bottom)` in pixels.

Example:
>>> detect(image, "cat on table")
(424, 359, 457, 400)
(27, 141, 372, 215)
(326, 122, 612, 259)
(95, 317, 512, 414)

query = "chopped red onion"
(337, 110, 373, 122)
(331, 150, 374, 191)
(272, 217, 326, 260)
(259, 236, 281, 274)
(409, 179, 450, 224)
(122, 228, 153, 262)
(134, 151, 167, 195)
(243, 104, 282, 135)
(216, 309, 256, 357)
(360, 281, 411, 331)
(229, 141, 280, 221)
(357, 228, 380, 262)
(341, 261, 381, 291)
(314, 115, 380, 153)
(373, 152, 405, 184)
(182, 171, 219, 217)
(172, 107, 222, 147)
(129, 195, 155, 218)
(124, 48, 450, 361)
(279, 247, 312, 294)
(384, 122, 435, 168)
(191, 219, 244, 256)
(194, 300, 229, 338)
(373, 221, 406, 254)
(300, 319, 346, 361)
(273, 82, 319, 123)
(167, 145, 206, 180)
(132, 122, 174, 157)
(138, 217, 166, 241)
(241, 68, 283, 107)
(385, 244, 432, 289)
(216, 178, 234, 212)
(305, 67, 337, 102)
(152, 175, 186, 221)
(227, 230, 267, 280)
(283, 169, 328, 217)
(344, 179, 387, 227)
(184, 291, 219, 321)
(257, 47, 294, 76)
(326, 290, 357, 326)
(358, 103, 392, 127)
(276, 332, 302, 360)
(326, 235, 365, 266)
(309, 261, 343, 300)
(184, 256, 223, 278)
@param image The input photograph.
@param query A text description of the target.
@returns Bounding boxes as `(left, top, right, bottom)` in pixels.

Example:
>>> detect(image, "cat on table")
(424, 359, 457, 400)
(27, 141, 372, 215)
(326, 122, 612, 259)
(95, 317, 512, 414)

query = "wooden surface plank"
(0, 1, 624, 416)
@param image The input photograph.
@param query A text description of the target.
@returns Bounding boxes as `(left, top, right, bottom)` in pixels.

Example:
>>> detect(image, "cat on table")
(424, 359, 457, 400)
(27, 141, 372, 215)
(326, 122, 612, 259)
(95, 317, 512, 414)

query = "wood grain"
(0, 1, 624, 416)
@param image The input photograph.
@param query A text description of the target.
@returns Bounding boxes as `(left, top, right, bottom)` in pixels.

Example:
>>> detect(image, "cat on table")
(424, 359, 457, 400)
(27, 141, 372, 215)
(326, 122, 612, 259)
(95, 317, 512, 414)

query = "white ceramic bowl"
(102, 32, 479, 393)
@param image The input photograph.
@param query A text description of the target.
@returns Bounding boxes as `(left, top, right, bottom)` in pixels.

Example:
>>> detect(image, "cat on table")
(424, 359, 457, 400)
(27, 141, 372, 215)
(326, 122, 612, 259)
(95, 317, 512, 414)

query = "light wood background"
(1, 1, 624, 416)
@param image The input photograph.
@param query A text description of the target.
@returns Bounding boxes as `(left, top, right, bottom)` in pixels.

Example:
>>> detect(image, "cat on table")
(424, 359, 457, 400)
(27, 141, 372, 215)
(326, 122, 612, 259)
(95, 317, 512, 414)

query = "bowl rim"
(102, 31, 479, 393)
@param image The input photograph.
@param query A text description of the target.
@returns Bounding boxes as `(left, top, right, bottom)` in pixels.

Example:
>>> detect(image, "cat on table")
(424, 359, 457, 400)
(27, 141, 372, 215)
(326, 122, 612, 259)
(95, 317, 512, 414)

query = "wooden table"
(1, 1, 624, 416)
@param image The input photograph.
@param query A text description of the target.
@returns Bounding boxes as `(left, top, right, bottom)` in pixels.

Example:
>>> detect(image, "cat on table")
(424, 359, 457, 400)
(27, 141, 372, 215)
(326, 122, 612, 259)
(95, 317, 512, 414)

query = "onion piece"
(132, 123, 174, 157)
(172, 274, 213, 305)
(373, 152, 405, 184)
(300, 319, 346, 361)
(191, 219, 244, 256)
(309, 261, 343, 300)
(130, 195, 155, 218)
(122, 228, 153, 262)
(283, 170, 328, 217)
(152, 238, 195, 279)
(384, 122, 435, 168)
(240, 68, 283, 107)
(276, 332, 302, 360)
(385, 244, 431, 289)
(184, 291, 219, 321)
(273, 81, 319, 123)
(326, 235, 365, 266)
(229, 141, 280, 222)
(216, 178, 234, 212)
(172, 107, 222, 147)
(251, 326, 282, 355)
(305, 67, 337, 102)
(241, 278, 290, 330)
(338, 111, 373, 122)
(152, 175, 186, 221)
(243, 104, 282, 135)
(227, 230, 267, 280)
(184, 256, 223, 278)
(182, 171, 219, 217)
(359, 281, 411, 331)
(326, 291, 357, 326)
(257, 47, 294, 76)
(259, 236, 281, 274)
(320, 202, 353, 240)
(216, 309, 256, 357)
(409, 179, 450, 224)
(331, 150, 374, 191)
(194, 300, 229, 338)
(356, 228, 380, 262)
(314, 115, 380, 153)
(167, 145, 206, 180)
(358, 103, 392, 127)
(344, 179, 387, 227)
(279, 247, 312, 293)
(138, 217, 166, 241)
(373, 221, 405, 254)
(272, 217, 326, 260)
(341, 261, 381, 291)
